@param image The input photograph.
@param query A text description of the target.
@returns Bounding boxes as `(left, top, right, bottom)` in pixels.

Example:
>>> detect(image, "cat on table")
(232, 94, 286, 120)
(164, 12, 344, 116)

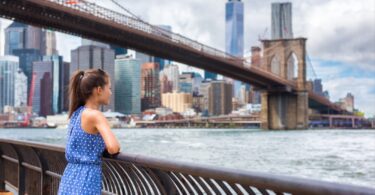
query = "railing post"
(0, 150, 5, 191)
(10, 144, 25, 195)
(149, 169, 175, 195)
(31, 147, 50, 195)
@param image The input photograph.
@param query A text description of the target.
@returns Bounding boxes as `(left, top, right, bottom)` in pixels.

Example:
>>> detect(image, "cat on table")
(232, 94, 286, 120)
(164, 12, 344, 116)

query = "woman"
(58, 68, 121, 195)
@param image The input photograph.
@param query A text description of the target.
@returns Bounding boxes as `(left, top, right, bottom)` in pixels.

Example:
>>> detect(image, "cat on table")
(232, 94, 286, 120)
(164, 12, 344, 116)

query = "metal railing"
(1, 138, 374, 195)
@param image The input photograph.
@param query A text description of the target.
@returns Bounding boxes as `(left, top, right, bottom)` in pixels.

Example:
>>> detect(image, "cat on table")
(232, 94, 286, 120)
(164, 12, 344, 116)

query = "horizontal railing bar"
(1, 155, 18, 164)
(45, 171, 61, 179)
(0, 138, 65, 153)
(4, 181, 18, 191)
(101, 190, 115, 195)
(21, 162, 42, 173)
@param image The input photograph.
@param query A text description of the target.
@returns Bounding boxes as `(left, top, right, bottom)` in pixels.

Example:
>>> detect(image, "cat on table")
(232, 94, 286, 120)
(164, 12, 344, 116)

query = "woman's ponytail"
(68, 70, 85, 118)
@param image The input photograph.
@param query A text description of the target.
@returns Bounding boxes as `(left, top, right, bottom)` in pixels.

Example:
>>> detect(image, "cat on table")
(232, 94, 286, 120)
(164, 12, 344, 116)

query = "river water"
(0, 128, 374, 188)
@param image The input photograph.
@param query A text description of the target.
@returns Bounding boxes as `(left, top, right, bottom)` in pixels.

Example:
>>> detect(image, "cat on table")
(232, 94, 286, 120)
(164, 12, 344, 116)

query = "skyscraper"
(4, 22, 27, 55)
(14, 69, 28, 107)
(71, 45, 115, 111)
(40, 71, 53, 116)
(4, 22, 47, 55)
(341, 93, 354, 113)
(209, 81, 233, 116)
(62, 62, 70, 112)
(110, 44, 127, 57)
(141, 63, 160, 111)
(313, 79, 323, 96)
(204, 71, 217, 80)
(226, 0, 244, 57)
(160, 64, 179, 92)
(136, 51, 153, 66)
(42, 55, 65, 114)
(29, 55, 65, 115)
(114, 55, 141, 115)
(199, 80, 211, 116)
(0, 56, 19, 113)
(12, 48, 42, 99)
(43, 30, 58, 55)
(26, 25, 43, 53)
(161, 92, 192, 113)
(81, 38, 109, 48)
(271, 2, 293, 39)
(0, 20, 2, 55)
(179, 72, 202, 95)
(225, 0, 244, 101)
(32, 61, 53, 116)
(192, 72, 203, 96)
(160, 75, 173, 93)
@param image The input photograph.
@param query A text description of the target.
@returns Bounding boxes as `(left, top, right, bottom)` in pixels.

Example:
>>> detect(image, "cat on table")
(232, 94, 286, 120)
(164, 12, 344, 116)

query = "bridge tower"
(260, 38, 308, 130)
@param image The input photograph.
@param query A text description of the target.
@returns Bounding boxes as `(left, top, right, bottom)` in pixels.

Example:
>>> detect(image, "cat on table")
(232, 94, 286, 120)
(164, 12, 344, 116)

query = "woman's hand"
(102, 148, 120, 158)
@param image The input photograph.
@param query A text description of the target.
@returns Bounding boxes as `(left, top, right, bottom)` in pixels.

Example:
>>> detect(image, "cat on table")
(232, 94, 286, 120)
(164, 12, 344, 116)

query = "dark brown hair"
(68, 68, 109, 118)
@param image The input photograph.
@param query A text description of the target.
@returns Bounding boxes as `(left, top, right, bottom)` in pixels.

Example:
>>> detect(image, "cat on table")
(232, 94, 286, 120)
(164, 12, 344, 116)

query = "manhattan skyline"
(0, 0, 374, 116)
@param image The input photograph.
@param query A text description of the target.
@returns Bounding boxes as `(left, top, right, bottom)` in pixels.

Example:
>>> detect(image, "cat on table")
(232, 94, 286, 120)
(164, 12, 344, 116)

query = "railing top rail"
(0, 138, 64, 152)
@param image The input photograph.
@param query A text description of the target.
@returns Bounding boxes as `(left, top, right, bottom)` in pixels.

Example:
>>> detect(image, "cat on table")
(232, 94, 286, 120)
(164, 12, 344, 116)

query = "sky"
(1, 0, 374, 117)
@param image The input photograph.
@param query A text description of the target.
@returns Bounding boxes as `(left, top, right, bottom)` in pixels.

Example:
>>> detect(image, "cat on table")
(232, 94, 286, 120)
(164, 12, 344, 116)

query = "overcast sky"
(1, 0, 374, 116)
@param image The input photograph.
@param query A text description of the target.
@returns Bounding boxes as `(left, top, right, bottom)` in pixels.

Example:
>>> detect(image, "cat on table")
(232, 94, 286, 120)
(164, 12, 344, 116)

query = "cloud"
(311, 59, 375, 79)
(97, 0, 225, 49)
(304, 0, 375, 72)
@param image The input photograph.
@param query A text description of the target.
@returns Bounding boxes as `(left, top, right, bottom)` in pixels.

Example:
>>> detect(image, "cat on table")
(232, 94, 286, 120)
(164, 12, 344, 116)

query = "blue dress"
(58, 106, 106, 195)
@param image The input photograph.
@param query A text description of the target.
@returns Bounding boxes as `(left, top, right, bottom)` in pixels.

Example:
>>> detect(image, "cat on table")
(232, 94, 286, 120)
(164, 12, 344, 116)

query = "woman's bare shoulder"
(82, 108, 105, 122)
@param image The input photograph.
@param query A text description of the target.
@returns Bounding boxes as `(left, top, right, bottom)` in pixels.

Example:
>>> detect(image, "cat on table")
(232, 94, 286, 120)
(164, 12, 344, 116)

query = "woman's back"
(66, 105, 105, 164)
(58, 106, 105, 195)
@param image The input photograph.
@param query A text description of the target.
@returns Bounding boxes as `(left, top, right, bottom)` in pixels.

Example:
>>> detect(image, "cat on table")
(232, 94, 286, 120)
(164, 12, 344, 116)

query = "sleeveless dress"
(58, 106, 106, 195)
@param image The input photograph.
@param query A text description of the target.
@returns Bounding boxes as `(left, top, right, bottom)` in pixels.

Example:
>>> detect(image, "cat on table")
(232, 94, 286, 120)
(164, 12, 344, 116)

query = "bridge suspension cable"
(107, 0, 176, 39)
(306, 52, 318, 80)
(107, 0, 141, 21)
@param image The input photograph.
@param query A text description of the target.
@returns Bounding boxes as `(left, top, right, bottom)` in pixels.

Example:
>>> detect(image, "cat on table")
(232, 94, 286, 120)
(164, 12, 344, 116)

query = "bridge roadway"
(0, 0, 341, 113)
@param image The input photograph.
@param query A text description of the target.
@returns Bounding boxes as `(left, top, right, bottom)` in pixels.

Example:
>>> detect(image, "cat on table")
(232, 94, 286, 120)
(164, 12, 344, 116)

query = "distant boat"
(46, 123, 57, 129)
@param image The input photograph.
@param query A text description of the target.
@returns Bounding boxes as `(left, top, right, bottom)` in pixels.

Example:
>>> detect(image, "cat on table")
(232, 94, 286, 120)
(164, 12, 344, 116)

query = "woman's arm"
(93, 111, 121, 154)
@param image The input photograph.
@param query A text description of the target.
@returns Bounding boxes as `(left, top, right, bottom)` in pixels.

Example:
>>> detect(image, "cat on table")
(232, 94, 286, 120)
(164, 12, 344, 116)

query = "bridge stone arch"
(270, 55, 281, 75)
(261, 38, 306, 90)
(286, 52, 298, 80)
(260, 38, 308, 130)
